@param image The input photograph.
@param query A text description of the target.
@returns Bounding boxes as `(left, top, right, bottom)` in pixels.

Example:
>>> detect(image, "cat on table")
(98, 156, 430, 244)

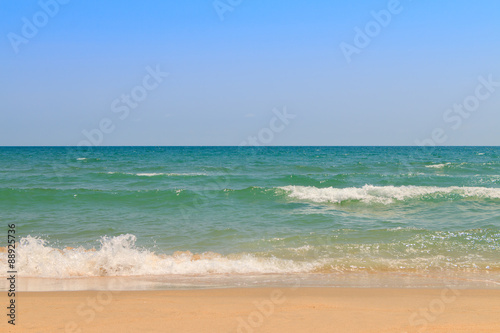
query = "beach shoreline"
(3, 271, 500, 293)
(4, 287, 500, 332)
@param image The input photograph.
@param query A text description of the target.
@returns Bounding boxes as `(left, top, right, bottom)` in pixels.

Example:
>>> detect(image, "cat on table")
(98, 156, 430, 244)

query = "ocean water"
(1, 146, 500, 289)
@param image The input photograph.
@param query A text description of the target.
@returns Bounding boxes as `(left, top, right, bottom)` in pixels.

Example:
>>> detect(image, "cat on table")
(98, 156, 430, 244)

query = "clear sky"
(1, 0, 499, 146)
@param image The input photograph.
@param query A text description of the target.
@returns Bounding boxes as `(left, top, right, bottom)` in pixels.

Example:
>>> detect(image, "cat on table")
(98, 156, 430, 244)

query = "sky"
(1, 0, 499, 146)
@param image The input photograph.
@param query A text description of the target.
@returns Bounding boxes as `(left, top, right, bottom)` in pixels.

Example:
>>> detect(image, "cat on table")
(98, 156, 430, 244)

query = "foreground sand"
(3, 288, 500, 332)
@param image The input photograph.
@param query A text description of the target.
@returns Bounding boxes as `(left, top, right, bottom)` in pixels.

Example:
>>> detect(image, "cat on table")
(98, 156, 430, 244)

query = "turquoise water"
(1, 146, 500, 285)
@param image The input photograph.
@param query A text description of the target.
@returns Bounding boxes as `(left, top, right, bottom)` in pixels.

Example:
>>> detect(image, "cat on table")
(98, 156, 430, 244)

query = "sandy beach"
(3, 287, 500, 332)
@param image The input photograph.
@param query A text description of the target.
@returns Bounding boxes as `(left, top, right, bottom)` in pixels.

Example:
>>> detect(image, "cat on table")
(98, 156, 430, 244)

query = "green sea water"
(1, 146, 500, 288)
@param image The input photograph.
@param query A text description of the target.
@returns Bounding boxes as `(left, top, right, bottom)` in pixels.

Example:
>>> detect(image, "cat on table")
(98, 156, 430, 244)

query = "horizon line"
(1, 145, 499, 148)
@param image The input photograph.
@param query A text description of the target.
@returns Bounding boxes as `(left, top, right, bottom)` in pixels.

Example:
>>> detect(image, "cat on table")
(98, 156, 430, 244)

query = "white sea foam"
(1, 234, 498, 278)
(106, 172, 206, 177)
(136, 172, 206, 177)
(0, 235, 316, 278)
(279, 185, 500, 204)
(425, 163, 451, 169)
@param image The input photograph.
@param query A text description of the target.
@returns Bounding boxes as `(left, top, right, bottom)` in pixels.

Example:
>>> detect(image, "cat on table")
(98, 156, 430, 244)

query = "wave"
(4, 184, 500, 207)
(279, 185, 500, 204)
(1, 233, 499, 278)
(425, 163, 451, 169)
(106, 172, 207, 177)
(0, 235, 315, 278)
(76, 157, 102, 162)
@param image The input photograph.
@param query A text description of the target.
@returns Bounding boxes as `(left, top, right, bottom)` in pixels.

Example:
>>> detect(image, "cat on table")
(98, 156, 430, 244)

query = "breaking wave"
(1, 232, 499, 278)
(279, 185, 500, 204)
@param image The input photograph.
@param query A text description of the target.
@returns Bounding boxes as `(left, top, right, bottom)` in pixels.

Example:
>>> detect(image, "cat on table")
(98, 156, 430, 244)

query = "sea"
(1, 146, 499, 290)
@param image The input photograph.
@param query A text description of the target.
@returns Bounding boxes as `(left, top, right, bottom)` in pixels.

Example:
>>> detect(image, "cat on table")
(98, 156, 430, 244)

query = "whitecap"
(279, 185, 500, 204)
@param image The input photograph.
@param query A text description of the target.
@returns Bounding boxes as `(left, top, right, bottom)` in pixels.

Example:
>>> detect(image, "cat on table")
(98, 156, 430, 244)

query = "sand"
(3, 288, 500, 332)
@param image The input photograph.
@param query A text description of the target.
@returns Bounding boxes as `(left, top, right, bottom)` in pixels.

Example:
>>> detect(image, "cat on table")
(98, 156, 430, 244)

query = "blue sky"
(1, 0, 499, 146)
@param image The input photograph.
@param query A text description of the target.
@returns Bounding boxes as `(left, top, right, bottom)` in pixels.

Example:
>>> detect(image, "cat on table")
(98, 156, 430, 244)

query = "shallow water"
(1, 146, 499, 289)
